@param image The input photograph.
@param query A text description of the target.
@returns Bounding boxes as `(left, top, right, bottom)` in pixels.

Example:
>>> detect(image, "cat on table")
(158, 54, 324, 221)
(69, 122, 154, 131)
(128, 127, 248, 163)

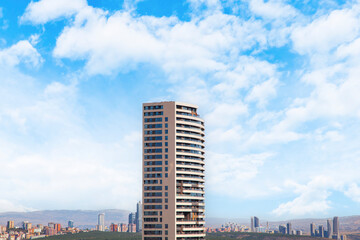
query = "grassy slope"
(43, 232, 360, 240)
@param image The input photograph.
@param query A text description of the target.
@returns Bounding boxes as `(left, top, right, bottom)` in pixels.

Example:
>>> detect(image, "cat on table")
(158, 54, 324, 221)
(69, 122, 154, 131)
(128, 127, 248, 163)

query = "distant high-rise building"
(110, 223, 118, 232)
(68, 220, 74, 228)
(310, 223, 316, 236)
(254, 216, 260, 228)
(7, 221, 14, 230)
(296, 230, 302, 235)
(135, 201, 142, 232)
(128, 212, 135, 225)
(279, 225, 286, 234)
(128, 223, 136, 233)
(341, 235, 347, 240)
(319, 225, 325, 238)
(333, 216, 339, 238)
(98, 213, 105, 231)
(327, 219, 333, 238)
(286, 222, 292, 235)
(251, 217, 254, 232)
(142, 101, 205, 240)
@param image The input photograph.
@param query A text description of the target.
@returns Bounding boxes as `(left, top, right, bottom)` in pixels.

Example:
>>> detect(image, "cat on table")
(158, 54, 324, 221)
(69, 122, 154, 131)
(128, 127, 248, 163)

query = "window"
(165, 173, 168, 178)
(144, 111, 163, 116)
(165, 130, 168, 134)
(144, 155, 162, 160)
(144, 136, 162, 141)
(165, 186, 168, 190)
(144, 161, 162, 166)
(144, 105, 163, 110)
(165, 224, 168, 229)
(144, 167, 162, 172)
(165, 123, 168, 128)
(165, 155, 168, 159)
(165, 117, 168, 121)
(165, 142, 168, 146)
(165, 192, 168, 197)
(165, 161, 168, 165)
(144, 130, 162, 135)
(144, 149, 162, 153)
(165, 148, 168, 152)
(165, 167, 168, 171)
(144, 117, 162, 123)
(165, 198, 168, 203)
(165, 230, 168, 235)
(165, 136, 168, 140)
(165, 205, 168, 209)
(144, 124, 162, 129)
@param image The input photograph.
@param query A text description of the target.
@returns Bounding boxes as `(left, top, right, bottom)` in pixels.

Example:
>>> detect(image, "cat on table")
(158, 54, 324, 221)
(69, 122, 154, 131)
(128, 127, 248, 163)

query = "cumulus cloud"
(291, 7, 360, 55)
(207, 152, 274, 198)
(0, 40, 42, 67)
(248, 0, 298, 20)
(21, 0, 87, 24)
(345, 183, 360, 202)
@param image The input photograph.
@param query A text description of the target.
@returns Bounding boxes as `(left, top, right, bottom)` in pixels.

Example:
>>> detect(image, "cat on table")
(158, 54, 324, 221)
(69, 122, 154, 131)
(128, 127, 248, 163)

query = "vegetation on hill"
(43, 232, 334, 240)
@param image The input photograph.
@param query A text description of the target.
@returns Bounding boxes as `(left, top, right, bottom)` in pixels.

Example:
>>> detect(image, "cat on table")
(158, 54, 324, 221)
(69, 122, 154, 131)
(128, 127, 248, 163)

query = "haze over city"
(1, 0, 360, 223)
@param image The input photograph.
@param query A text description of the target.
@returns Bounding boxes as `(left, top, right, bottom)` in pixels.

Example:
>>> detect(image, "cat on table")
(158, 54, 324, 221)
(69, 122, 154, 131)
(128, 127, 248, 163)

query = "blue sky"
(1, 0, 360, 221)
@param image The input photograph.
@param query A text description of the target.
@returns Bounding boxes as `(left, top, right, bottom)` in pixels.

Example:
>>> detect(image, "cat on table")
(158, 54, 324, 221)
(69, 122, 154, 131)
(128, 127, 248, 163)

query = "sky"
(0, 0, 360, 221)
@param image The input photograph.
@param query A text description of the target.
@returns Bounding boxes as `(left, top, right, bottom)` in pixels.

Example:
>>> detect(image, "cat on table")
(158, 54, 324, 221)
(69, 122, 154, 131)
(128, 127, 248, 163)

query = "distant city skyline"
(1, 0, 360, 220)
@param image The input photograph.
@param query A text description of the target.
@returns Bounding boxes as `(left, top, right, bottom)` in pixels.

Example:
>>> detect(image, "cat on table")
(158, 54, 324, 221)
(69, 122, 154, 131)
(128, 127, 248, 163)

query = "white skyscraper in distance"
(98, 213, 105, 231)
(142, 101, 205, 240)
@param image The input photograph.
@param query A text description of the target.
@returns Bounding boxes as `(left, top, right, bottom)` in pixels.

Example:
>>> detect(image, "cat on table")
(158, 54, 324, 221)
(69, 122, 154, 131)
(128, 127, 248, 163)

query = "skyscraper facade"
(250, 217, 254, 232)
(142, 101, 205, 240)
(136, 201, 143, 232)
(98, 213, 105, 231)
(333, 216, 339, 238)
(129, 213, 136, 225)
(327, 219, 333, 238)
(310, 223, 315, 237)
(254, 216, 259, 228)
(286, 222, 292, 235)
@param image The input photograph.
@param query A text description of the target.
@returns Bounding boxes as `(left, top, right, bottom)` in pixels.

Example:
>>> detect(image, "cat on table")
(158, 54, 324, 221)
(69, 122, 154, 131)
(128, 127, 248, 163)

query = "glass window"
(165, 117, 168, 122)
(165, 136, 168, 140)
(165, 123, 168, 128)
(165, 142, 168, 146)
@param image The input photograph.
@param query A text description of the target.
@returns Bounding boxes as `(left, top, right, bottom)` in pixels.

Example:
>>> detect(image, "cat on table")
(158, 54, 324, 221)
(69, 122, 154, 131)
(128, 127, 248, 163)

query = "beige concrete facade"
(142, 101, 205, 240)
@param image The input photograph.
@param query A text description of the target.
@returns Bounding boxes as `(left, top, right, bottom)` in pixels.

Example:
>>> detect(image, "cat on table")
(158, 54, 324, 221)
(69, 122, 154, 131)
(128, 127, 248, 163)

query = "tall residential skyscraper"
(310, 223, 315, 237)
(98, 213, 105, 231)
(250, 217, 254, 232)
(68, 220, 74, 228)
(129, 212, 136, 225)
(333, 216, 340, 238)
(327, 219, 333, 238)
(254, 216, 259, 228)
(286, 222, 292, 235)
(142, 101, 205, 240)
(136, 201, 142, 232)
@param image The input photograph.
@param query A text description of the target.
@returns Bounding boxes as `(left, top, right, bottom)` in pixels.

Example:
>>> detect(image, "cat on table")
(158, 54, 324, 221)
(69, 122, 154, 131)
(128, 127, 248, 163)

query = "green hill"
(42, 232, 328, 240)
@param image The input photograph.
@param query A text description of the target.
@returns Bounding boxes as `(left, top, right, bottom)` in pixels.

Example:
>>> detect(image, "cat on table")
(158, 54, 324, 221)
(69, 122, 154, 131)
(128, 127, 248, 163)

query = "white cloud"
(205, 102, 247, 127)
(207, 152, 274, 198)
(291, 7, 360, 54)
(245, 77, 278, 107)
(21, 0, 87, 24)
(0, 199, 34, 213)
(273, 177, 333, 216)
(248, 0, 298, 20)
(345, 183, 360, 202)
(0, 40, 42, 67)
